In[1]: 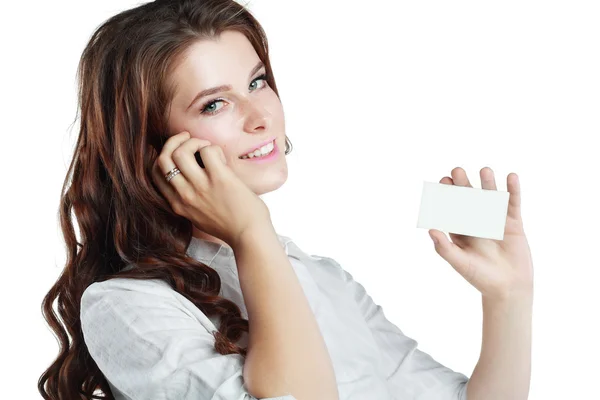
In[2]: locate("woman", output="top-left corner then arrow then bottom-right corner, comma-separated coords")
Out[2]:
38,1 -> 534,399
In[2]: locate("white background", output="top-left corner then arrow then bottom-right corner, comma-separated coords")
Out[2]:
1,0 -> 599,398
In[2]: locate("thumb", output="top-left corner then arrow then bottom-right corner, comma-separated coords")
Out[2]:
212,144 -> 227,165
429,229 -> 471,278
219,146 -> 227,165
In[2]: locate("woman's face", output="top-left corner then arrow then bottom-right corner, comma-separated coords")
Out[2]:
167,30 -> 288,195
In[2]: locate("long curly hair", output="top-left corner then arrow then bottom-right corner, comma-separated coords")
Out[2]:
38,1 -> 293,398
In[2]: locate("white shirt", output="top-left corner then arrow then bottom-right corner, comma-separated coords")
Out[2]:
80,233 -> 470,399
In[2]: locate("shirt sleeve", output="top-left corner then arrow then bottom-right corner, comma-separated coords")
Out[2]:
326,257 -> 470,400
80,279 -> 297,400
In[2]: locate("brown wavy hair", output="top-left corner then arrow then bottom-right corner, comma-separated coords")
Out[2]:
38,0 -> 293,398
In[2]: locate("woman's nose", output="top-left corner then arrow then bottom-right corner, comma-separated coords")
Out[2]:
241,100 -> 272,130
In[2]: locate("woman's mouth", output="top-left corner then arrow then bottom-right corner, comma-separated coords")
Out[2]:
238,139 -> 279,163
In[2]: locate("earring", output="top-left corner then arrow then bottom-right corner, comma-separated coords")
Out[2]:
284,136 -> 292,155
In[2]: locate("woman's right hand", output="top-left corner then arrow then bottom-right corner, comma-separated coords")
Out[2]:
151,131 -> 273,248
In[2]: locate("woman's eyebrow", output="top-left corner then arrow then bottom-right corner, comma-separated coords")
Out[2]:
186,60 -> 265,111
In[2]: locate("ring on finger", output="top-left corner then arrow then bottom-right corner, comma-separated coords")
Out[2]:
165,166 -> 182,182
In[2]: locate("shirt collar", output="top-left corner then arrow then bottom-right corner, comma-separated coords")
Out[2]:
121,233 -> 301,273
185,233 -> 295,266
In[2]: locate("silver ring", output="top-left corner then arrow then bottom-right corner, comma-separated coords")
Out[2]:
165,167 -> 181,183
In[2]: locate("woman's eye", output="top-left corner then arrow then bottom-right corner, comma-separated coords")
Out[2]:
249,73 -> 268,91
201,99 -> 224,115
200,73 -> 269,116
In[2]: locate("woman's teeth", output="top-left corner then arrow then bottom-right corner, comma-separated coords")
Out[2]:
240,140 -> 275,159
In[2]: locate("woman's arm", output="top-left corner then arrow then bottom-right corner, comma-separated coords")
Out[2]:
466,292 -> 533,400
232,225 -> 339,400
331,257 -> 469,399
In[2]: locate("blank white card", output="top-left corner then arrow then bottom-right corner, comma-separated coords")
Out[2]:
416,181 -> 510,240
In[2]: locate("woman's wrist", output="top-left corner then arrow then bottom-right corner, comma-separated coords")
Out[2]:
231,221 -> 277,251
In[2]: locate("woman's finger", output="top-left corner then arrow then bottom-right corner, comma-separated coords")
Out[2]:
151,157 -> 181,206
174,138 -> 225,185
157,131 -> 204,201
153,131 -> 197,211
156,132 -> 191,174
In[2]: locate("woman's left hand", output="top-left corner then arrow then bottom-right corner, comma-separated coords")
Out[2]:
428,167 -> 534,300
